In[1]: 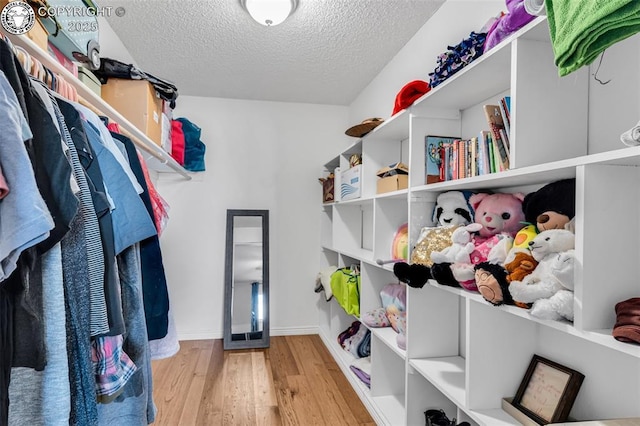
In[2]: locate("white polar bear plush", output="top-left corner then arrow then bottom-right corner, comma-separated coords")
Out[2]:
509,229 -> 576,321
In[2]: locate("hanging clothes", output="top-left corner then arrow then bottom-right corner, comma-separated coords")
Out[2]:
0,72 -> 53,399
112,132 -> 170,341
82,121 -> 157,256
0,72 -> 53,282
8,244 -> 71,426
97,245 -> 156,424
0,33 -> 175,426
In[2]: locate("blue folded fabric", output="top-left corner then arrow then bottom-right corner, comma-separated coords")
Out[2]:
357,329 -> 371,358
344,326 -> 368,358
176,118 -> 206,172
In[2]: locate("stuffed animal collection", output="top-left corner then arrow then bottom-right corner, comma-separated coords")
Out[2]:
429,191 -> 526,291
393,179 -> 578,323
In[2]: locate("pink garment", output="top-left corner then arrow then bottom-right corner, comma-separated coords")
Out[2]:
138,152 -> 170,236
0,164 -> 8,200
107,122 -> 121,134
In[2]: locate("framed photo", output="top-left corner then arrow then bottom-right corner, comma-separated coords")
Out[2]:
512,355 -> 585,425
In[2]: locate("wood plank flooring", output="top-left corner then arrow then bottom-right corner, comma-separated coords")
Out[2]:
151,335 -> 374,426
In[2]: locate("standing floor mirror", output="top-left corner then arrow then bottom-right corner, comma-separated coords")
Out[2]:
223,209 -> 269,350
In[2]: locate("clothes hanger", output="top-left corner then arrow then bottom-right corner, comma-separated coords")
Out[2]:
13,46 -> 30,72
45,67 -> 53,90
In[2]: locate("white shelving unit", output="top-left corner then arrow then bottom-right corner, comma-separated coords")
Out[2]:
318,15 -> 640,426
5,31 -> 191,180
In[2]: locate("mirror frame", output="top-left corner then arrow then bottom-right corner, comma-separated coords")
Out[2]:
223,209 -> 270,350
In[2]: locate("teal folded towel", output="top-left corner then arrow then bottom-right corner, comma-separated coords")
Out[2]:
545,0 -> 640,76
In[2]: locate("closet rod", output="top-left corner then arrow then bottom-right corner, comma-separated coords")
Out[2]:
5,32 -> 192,180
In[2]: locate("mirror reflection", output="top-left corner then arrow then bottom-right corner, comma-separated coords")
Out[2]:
223,210 -> 269,349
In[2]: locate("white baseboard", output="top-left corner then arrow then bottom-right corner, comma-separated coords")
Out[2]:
176,326 -> 318,341
177,331 -> 222,341
270,325 -> 319,336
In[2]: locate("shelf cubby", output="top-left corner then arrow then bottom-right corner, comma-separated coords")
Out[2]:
370,336 -> 406,423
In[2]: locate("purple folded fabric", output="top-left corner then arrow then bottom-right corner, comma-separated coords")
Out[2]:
485,0 -> 536,52
350,365 -> 370,388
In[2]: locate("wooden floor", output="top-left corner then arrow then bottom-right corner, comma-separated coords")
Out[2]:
151,335 -> 375,425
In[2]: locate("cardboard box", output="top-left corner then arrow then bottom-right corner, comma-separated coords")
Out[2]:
101,78 -> 163,145
376,162 -> 409,194
77,65 -> 101,97
377,174 -> 408,194
27,18 -> 48,51
340,164 -> 361,201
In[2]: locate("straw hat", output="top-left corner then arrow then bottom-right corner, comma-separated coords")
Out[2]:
345,118 -> 384,138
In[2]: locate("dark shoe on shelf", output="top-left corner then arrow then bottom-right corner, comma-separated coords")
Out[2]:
424,409 -> 453,426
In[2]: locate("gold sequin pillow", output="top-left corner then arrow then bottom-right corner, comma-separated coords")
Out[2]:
410,225 -> 459,267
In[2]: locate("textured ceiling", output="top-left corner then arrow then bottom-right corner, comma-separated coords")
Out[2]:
105,0 -> 445,105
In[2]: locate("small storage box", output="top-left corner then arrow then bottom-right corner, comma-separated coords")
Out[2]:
341,164 -> 362,201
101,78 -> 163,146
376,162 -> 409,194
319,174 -> 335,203
77,66 -> 101,97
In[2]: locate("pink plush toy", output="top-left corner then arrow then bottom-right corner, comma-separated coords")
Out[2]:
431,192 -> 526,291
470,192 -> 526,239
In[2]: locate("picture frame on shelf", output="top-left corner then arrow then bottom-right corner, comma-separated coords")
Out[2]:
424,135 -> 458,184
512,354 -> 585,425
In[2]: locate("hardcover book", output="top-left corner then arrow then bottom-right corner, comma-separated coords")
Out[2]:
425,135 -> 459,184
483,104 -> 510,170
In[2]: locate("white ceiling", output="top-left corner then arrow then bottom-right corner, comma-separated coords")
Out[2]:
105,0 -> 445,106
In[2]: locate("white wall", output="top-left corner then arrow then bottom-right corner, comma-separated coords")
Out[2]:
349,0 -> 504,124
156,96 -> 349,339
97,16 -> 137,66
98,1 -> 524,342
